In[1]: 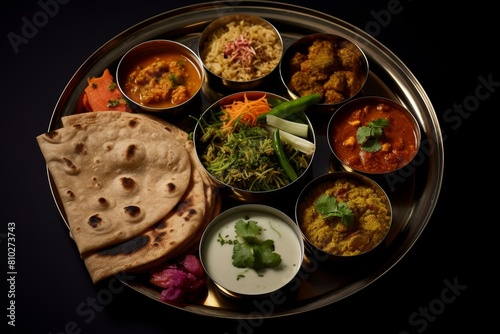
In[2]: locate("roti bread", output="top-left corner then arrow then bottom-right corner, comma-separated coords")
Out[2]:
81,126 -> 220,283
37,111 -> 192,254
82,163 -> 208,283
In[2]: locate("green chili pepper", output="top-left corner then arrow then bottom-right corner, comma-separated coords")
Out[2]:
256,93 -> 322,122
272,129 -> 298,181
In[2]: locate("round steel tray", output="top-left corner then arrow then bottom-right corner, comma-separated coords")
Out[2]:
47,1 -> 444,318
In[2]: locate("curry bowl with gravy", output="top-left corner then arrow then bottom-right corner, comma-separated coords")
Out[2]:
295,171 -> 392,260
327,96 -> 421,174
116,39 -> 205,115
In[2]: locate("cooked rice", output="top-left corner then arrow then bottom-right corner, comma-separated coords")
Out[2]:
201,19 -> 282,81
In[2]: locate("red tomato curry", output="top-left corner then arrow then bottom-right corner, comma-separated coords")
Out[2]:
329,100 -> 419,174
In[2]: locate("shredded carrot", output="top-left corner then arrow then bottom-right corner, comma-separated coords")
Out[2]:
220,93 -> 271,132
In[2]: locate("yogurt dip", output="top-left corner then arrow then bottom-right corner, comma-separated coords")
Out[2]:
199,204 -> 304,296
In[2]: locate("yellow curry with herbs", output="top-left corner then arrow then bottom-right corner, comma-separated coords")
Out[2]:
297,175 -> 391,256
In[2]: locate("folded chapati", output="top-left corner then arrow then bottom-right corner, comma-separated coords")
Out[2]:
80,122 -> 220,283
37,111 -> 192,254
82,161 -> 207,283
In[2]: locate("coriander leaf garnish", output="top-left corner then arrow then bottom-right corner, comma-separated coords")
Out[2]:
234,219 -> 261,243
224,219 -> 282,272
233,241 -> 255,268
252,239 -> 282,270
356,118 -> 389,152
107,99 -> 125,108
315,194 -> 354,226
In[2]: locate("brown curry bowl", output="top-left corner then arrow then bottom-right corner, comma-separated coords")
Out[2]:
327,96 -> 421,175
295,171 -> 393,263
279,33 -> 369,113
197,14 -> 283,93
192,91 -> 316,205
116,39 -> 205,117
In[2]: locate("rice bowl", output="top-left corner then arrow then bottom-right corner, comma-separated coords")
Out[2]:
198,14 -> 283,90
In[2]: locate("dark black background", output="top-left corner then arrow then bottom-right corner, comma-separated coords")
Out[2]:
2,1 -> 495,333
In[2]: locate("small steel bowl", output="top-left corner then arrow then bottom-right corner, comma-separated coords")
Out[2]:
295,171 -> 392,262
327,96 -> 421,175
116,39 -> 205,116
280,33 -> 369,113
197,14 -> 283,92
199,204 -> 305,299
192,91 -> 316,204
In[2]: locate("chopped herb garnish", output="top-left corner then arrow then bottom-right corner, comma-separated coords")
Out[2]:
217,233 -> 233,245
169,73 -> 184,86
315,194 -> 354,226
107,99 -> 123,108
220,219 -> 282,273
356,118 -> 389,152
108,82 -> 117,91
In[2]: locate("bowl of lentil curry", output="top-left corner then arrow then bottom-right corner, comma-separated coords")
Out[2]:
295,171 -> 392,259
116,39 -> 204,115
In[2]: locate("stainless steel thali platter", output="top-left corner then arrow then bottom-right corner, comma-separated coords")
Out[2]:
47,1 -> 444,318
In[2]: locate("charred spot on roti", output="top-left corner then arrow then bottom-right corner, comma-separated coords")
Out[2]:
113,141 -> 146,166
126,144 -> 137,160
154,231 -> 167,243
65,190 -> 75,200
175,197 -> 198,221
98,235 -> 150,256
88,214 -> 103,228
124,205 -> 141,218
110,176 -> 139,197
120,177 -> 136,190
185,209 -> 197,221
97,197 -> 108,207
91,196 -> 115,210
127,119 -> 139,128
167,182 -> 177,193
75,142 -> 86,154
